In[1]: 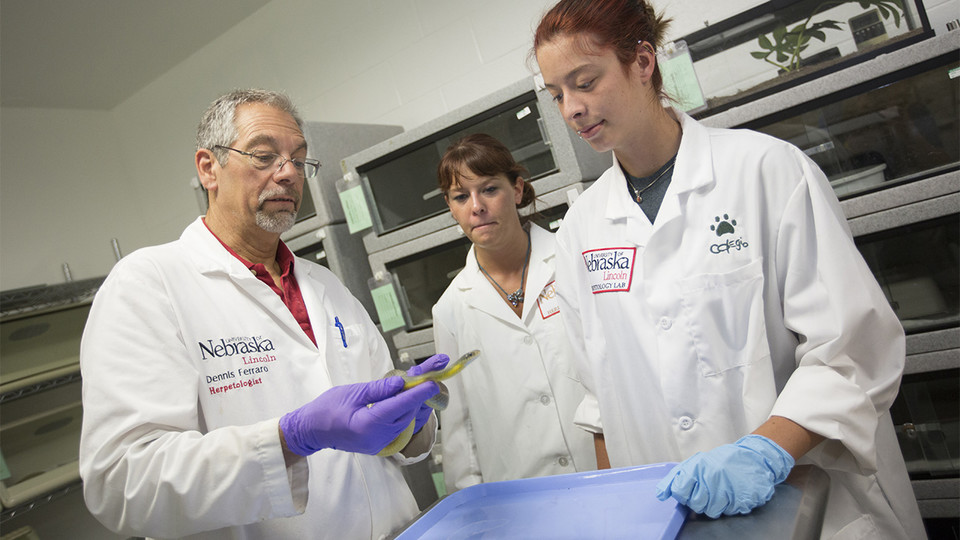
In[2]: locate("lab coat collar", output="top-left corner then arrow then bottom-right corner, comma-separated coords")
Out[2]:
184,217 -> 304,279
182,217 -> 325,350
457,223 -> 554,327
522,223 -> 557,318
603,108 -> 715,224
183,217 -> 251,276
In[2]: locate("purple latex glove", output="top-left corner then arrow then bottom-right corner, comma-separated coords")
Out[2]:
279,377 -> 440,456
407,354 -> 449,433
655,434 -> 795,518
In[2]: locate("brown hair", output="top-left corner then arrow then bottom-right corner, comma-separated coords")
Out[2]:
533,0 -> 672,97
438,133 -> 536,213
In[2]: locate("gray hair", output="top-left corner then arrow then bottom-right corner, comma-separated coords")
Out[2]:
196,89 -> 304,164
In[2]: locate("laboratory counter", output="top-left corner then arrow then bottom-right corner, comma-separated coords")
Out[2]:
388,464 -> 829,539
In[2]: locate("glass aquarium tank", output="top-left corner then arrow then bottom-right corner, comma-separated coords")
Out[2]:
745,51 -> 959,199
675,0 -> 931,117
855,214 -> 959,335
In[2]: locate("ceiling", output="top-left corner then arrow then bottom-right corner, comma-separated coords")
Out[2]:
1,0 -> 272,110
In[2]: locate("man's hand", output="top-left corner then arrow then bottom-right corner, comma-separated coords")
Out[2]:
279,377 -> 439,456
406,354 -> 449,433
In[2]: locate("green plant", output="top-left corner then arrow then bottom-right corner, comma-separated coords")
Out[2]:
751,0 -> 904,73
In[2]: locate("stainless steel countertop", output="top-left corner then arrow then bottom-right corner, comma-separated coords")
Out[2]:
677,465 -> 830,540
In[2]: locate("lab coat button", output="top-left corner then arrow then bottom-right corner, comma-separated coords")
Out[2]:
658,317 -> 672,330
558,456 -> 569,467
523,335 -> 533,345
539,394 -> 551,405
678,416 -> 694,430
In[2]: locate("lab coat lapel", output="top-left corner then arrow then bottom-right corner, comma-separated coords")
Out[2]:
185,219 -> 319,350
603,157 -> 650,249
294,262 -> 328,352
644,110 -> 716,269
459,246 -> 527,330
520,224 -> 554,322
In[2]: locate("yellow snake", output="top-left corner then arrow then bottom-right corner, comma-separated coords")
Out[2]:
377,349 -> 480,456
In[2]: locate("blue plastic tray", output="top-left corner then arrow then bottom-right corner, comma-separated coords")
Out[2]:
395,463 -> 686,539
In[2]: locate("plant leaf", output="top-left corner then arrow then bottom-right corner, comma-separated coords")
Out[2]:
758,33 -> 774,50
885,3 -> 902,27
777,51 -> 790,63
773,23 -> 787,44
751,51 -> 770,59
808,29 -> 827,42
818,20 -> 844,31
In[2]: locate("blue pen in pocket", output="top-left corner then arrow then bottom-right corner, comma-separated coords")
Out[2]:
334,316 -> 347,348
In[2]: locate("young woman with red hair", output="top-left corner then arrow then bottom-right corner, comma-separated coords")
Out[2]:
534,1 -> 924,538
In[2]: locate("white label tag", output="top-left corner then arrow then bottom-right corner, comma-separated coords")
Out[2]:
582,247 -> 636,294
537,280 -> 560,319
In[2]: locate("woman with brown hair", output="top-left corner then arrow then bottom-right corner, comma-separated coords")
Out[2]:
533,1 -> 924,538
432,133 -> 596,493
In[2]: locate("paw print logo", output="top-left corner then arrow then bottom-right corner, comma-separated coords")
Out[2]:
710,214 -> 737,236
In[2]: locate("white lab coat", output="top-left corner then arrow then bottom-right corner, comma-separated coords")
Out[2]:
433,224 -> 597,493
555,110 -> 925,540
79,218 -> 429,540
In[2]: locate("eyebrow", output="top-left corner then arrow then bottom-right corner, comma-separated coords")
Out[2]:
541,64 -> 595,90
245,134 -> 308,154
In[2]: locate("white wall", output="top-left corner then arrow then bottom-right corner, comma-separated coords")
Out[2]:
10,0 -> 936,290
2,0 -> 569,290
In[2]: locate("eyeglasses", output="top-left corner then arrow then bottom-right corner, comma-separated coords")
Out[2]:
214,145 -> 320,178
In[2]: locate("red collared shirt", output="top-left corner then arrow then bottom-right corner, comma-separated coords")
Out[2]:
204,220 -> 317,347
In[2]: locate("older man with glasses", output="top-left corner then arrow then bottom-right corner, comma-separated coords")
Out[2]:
78,89 -> 446,539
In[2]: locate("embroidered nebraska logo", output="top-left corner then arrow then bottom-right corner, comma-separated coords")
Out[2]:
582,247 -> 636,293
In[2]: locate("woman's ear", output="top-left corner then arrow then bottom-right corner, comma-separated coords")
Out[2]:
635,41 -> 657,81
514,177 -> 525,205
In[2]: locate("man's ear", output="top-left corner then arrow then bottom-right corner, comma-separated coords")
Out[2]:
196,148 -> 219,193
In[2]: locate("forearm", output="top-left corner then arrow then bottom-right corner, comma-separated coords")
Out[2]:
594,433 -> 611,469
280,423 -> 304,468
752,415 -> 824,460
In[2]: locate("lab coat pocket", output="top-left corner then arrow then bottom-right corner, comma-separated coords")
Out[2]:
325,322 -> 374,384
831,514 -> 880,540
678,258 -> 771,377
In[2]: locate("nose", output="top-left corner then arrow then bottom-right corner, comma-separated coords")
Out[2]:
470,193 -> 486,214
273,157 -> 301,184
561,93 -> 585,123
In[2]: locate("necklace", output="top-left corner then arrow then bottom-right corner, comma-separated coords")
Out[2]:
626,158 -> 675,203
477,230 -> 531,308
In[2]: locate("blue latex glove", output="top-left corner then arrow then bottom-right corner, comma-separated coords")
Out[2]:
279,377 -> 440,456
407,354 -> 449,434
655,434 -> 795,518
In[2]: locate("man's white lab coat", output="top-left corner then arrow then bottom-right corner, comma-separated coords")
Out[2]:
80,218 -> 428,539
